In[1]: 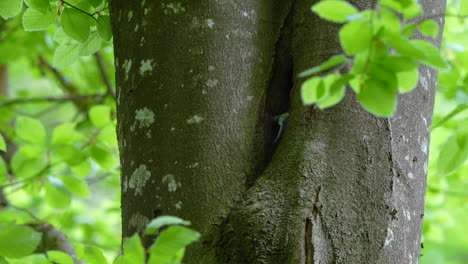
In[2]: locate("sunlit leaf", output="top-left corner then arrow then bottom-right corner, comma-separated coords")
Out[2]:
97,15 -> 112,41
47,251 -> 74,264
61,8 -> 95,42
0,134 -> 6,152
0,0 -> 22,19
61,175 -> 90,197
122,234 -> 145,264
145,216 -> 191,235
298,55 -> 347,78
148,226 -> 200,264
16,116 -> 46,146
22,8 -> 55,31
0,223 -> 42,259
339,20 -> 373,55
311,0 -> 359,23
53,44 -> 81,68
45,177 -> 72,209
89,105 -> 111,128
418,20 -> 439,38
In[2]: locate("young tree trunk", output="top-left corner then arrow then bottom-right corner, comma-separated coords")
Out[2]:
110,0 -> 445,263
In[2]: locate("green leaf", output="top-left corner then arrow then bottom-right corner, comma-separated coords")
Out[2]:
0,0 -> 22,19
145,216 -> 192,235
379,7 -> 400,33
11,151 -> 47,179
47,251 -> 74,264
54,145 -> 87,166
71,160 -> 92,177
396,69 -> 419,93
298,55 -> 347,78
82,245 -> 108,264
357,77 -> 398,117
61,175 -> 90,197
0,158 -> 7,185
53,44 -> 81,68
382,32 -> 426,60
462,0 -> 468,16
89,144 -> 115,169
381,55 -> 419,72
122,235 -> 145,264
16,116 -> 46,146
401,23 -> 416,38
418,20 -> 439,38
24,0 -> 49,13
0,223 -> 42,258
51,123 -> 83,146
22,8 -> 55,31
61,8 -> 94,42
311,0 -> 359,23
54,27 -> 78,45
317,74 -> 353,109
410,40 -> 447,69
301,77 -> 326,105
97,15 -> 112,41
87,0 -> 104,8
431,104 -> 468,131
437,131 -> 468,176
98,124 -> 118,146
0,134 -> 6,152
45,177 -> 72,209
148,226 -> 200,264
80,32 -> 102,56
89,105 -> 111,128
339,20 -> 373,55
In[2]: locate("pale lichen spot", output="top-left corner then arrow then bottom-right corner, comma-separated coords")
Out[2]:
144,8 -> 150,15
141,0 -> 146,7
206,19 -> 214,29
404,155 -> 409,161
171,127 -> 176,131
208,65 -> 215,71
187,162 -> 199,168
162,174 -> 181,192
247,95 -> 254,101
140,37 -> 145,47
139,59 -> 153,75
134,24 -> 139,32
123,59 -> 132,81
129,213 -> 149,232
202,89 -> 207,94
408,172 -> 414,179
175,201 -> 182,210
186,115 -> 204,124
242,11 -> 248,17
146,129 -> 152,139
424,160 -> 428,174
128,11 -> 133,22
421,139 -> 428,154
129,165 -> 151,196
420,75 -> 429,91
135,107 -> 155,128
162,2 -> 185,14
384,228 -> 394,246
206,79 -> 218,88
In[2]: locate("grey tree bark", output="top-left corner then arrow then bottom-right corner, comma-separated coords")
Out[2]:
110,0 -> 445,263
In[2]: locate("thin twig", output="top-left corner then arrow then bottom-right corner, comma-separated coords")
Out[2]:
0,94 -> 104,108
60,0 -> 97,21
94,51 -> 116,99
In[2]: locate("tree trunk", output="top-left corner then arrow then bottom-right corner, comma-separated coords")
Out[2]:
110,0 -> 445,263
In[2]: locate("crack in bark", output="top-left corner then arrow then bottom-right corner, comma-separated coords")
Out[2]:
246,0 -> 296,189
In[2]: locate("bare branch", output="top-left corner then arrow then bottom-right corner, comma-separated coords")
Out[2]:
0,94 -> 104,108
94,51 -> 116,99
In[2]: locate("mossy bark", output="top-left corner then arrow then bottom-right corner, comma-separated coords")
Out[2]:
110,0 -> 445,263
